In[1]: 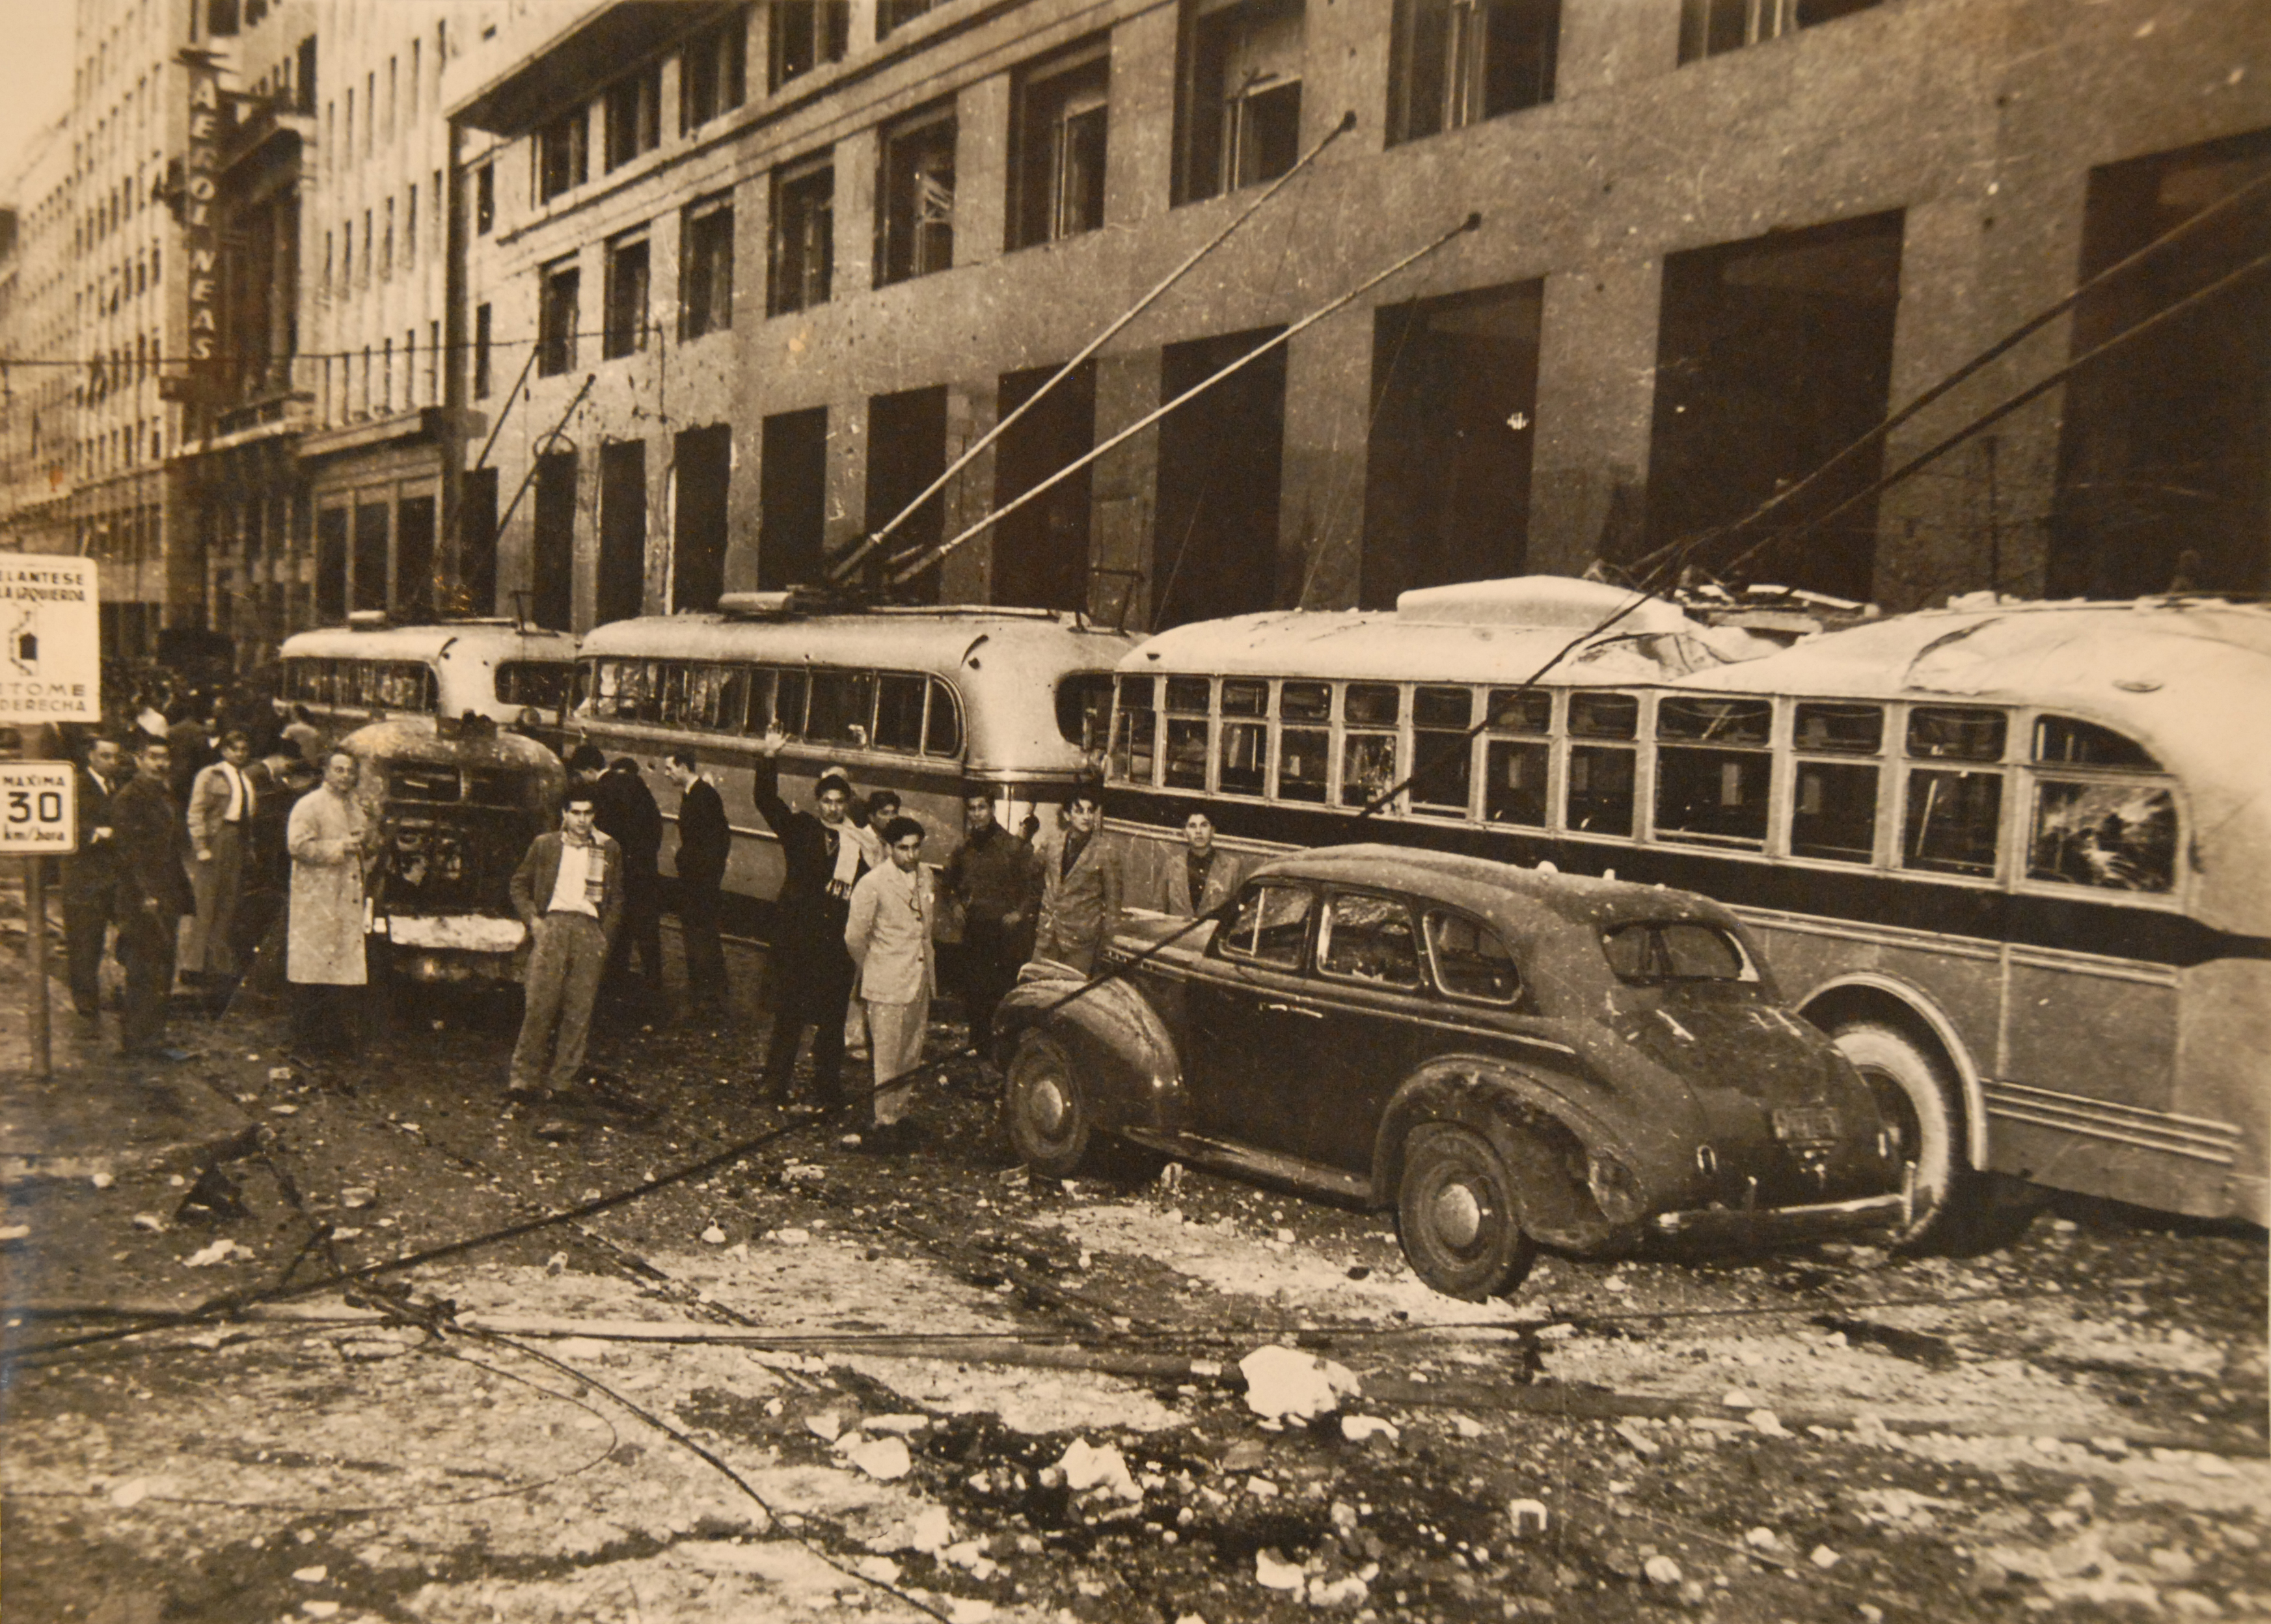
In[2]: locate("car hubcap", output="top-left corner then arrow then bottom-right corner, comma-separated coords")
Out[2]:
1433,1181 -> 1484,1250
1027,1072 -> 1067,1136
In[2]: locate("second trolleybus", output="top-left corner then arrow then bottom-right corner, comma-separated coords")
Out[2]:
1100,574 -> 2269,1247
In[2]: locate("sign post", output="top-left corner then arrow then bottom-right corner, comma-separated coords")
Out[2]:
0,554 -> 102,1080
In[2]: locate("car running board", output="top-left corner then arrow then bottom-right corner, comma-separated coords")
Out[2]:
1120,1129 -> 1372,1203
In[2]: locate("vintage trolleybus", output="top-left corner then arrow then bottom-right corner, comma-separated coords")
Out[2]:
276,617 -> 580,739
1103,575 -> 2270,1246
571,597 -> 1134,914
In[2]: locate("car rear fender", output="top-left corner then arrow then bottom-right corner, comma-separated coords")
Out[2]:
994,973 -> 1183,1135
1372,1055 -> 1632,1252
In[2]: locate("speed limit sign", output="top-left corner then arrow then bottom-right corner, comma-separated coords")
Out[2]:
0,763 -> 75,853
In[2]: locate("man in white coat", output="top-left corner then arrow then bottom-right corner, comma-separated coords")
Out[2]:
844,815 -> 936,1151
286,749 -> 374,1058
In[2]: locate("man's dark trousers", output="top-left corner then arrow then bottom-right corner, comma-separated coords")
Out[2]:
116,906 -> 175,1055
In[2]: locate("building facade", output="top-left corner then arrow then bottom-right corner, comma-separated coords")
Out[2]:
444,0 -> 2271,638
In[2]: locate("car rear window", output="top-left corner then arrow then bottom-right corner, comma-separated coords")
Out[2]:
1317,893 -> 1423,988
1426,912 -> 1519,1004
1601,921 -> 1756,985
1219,884 -> 1314,969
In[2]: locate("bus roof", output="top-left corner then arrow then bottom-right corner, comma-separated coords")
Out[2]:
578,608 -> 1134,673
279,622 -> 580,664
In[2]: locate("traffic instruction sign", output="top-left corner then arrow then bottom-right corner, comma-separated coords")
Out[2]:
0,555 -> 99,724
0,764 -> 75,854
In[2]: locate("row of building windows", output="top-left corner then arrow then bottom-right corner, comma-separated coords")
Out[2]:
528,11 -> 752,208
322,176 -> 443,300
528,195 -> 737,377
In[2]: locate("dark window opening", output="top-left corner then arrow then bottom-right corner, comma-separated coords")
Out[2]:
682,196 -> 734,339
770,0 -> 849,90
316,506 -> 348,621
759,407 -> 828,590
208,0 -> 240,36
1175,0 -> 1304,205
879,0 -> 932,36
1361,280 -> 1540,608
993,360 -> 1095,612
473,303 -> 493,398
1679,0 -> 1883,64
461,467 -> 499,615
537,107 -> 588,201
603,235 -> 649,359
2049,127 -> 2271,600
396,494 -> 437,621
1909,706 -> 2006,762
770,154 -> 834,316
1642,211 -> 1903,603
1428,910 -> 1519,1003
1567,744 -> 1634,835
597,440 -> 647,625
1484,739 -> 1547,826
1791,760 -> 1877,863
875,674 -> 928,752
1903,768 -> 2002,878
1220,883 -> 1314,968
536,260 -> 579,376
673,424 -> 732,614
1318,891 -> 1423,987
866,385 -> 949,602
878,105 -> 957,285
475,161 -> 494,234
2034,715 -> 2160,770
352,502 -> 389,614
1011,41 -> 1110,250
1155,327 -> 1286,629
1603,921 -> 1754,983
531,450 -> 578,630
1388,0 -> 1557,146
2028,781 -> 2176,893
1055,673 -> 1111,755
681,10 -> 748,133
1795,700 -> 1882,753
603,66 -> 662,171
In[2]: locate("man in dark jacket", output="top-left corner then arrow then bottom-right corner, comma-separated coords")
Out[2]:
592,753 -> 664,1006
663,748 -> 729,1020
750,727 -> 878,1105
506,788 -> 624,1102
109,738 -> 195,1059
942,792 -> 1041,1062
62,736 -> 125,1021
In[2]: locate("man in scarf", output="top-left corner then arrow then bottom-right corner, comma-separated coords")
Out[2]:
750,725 -> 880,1107
507,787 -> 624,1104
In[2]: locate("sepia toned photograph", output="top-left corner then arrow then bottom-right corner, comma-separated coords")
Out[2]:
0,1 -> 2265,1619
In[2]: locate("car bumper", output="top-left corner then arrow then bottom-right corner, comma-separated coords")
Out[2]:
1650,1181 -> 1912,1244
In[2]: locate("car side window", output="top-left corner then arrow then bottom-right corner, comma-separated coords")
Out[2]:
1424,912 -> 1519,1004
1601,921 -> 1758,984
1316,891 -> 1424,988
1219,884 -> 1314,969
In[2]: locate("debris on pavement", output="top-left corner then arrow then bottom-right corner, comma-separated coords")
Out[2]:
1055,1437 -> 1141,1502
1238,1344 -> 1361,1420
182,1238 -> 248,1267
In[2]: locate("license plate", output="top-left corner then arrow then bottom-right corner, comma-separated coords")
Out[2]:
1773,1106 -> 1841,1144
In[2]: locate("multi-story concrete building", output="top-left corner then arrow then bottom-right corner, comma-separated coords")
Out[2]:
445,0 -> 2271,638
0,116 -> 79,562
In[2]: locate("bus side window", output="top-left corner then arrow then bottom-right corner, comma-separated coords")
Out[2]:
809,669 -> 875,746
1111,675 -> 1157,783
1789,701 -> 1882,864
1566,696 -> 1637,835
1411,685 -> 1473,815
775,669 -> 809,735
1655,697 -> 1771,848
1218,679 -> 1268,797
1277,681 -> 1330,804
925,679 -> 964,757
1339,684 -> 1400,810
2028,716 -> 2175,893
1902,707 -> 2006,878
685,663 -> 744,731
875,673 -> 927,752
1486,740 -> 1548,826
1164,676 -> 1210,790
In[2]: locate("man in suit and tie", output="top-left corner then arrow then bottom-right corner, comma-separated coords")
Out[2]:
184,729 -> 257,982
62,736 -> 125,1021
662,748 -> 729,1021
1163,810 -> 1244,919
109,738 -> 195,1059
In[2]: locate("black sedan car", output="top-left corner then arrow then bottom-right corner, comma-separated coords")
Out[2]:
994,845 -> 1910,1299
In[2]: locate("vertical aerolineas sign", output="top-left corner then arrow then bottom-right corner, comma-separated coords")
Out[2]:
183,53 -> 222,384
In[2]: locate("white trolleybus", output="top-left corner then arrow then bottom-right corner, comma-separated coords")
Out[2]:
1102,575 -> 2269,1247
275,616 -> 581,742
571,596 -> 1134,919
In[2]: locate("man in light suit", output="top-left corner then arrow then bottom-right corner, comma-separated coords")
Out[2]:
1163,811 -> 1244,919
1029,791 -> 1121,975
184,729 -> 257,981
845,815 -> 937,1150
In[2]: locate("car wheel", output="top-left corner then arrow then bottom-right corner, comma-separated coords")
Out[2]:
1834,1020 -> 2015,1253
1396,1122 -> 1536,1301
1004,1031 -> 1092,1178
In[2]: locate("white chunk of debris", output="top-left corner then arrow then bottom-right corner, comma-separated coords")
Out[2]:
1239,1345 -> 1361,1421
91,1172 -> 115,1189
183,1239 -> 245,1268
771,1227 -> 812,1245
699,1225 -> 728,1245
1311,1574 -> 1370,1608
131,1214 -> 165,1233
1721,1387 -> 1759,1409
946,1601 -> 996,1624
1644,1556 -> 1683,1585
1614,1420 -> 1659,1457
1810,1545 -> 1842,1569
1255,1549 -> 1307,1592
108,1478 -> 150,1508
1339,1416 -> 1400,1444
292,1565 -> 328,1583
845,1437 -> 912,1481
804,1410 -> 845,1442
1748,1409 -> 1790,1437
1057,1438 -> 1143,1502
909,1504 -> 953,1552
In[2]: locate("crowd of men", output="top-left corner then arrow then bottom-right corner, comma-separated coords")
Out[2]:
55,695 -> 1245,1152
